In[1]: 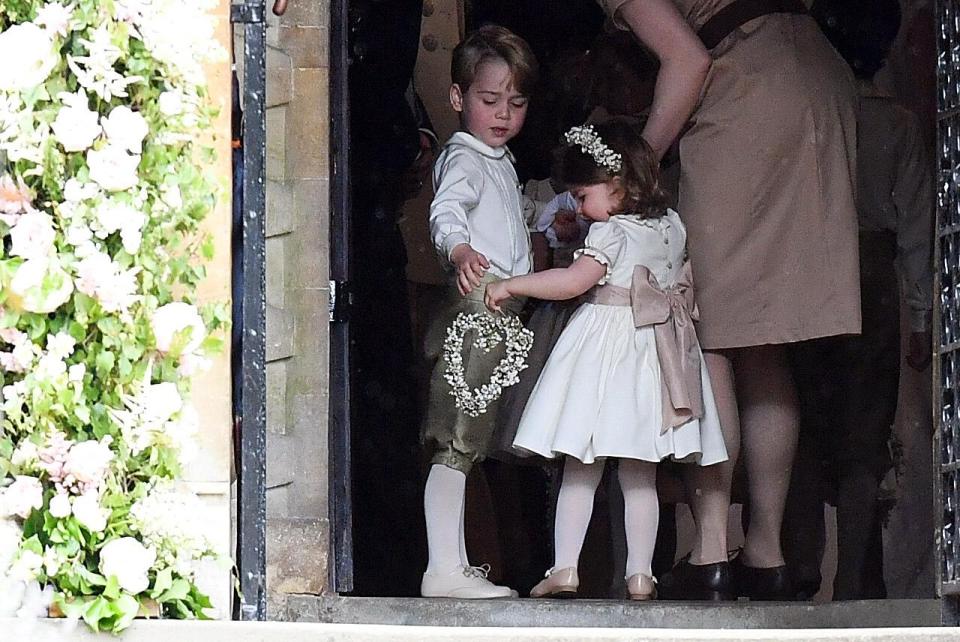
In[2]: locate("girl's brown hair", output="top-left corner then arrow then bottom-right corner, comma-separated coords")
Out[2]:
554,116 -> 668,219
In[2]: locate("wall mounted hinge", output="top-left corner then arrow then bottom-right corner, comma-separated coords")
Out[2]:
329,280 -> 352,323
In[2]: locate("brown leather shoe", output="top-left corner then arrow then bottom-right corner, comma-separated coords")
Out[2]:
627,573 -> 657,600
529,567 -> 579,598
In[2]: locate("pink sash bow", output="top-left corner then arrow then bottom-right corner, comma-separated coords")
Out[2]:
587,262 -> 704,433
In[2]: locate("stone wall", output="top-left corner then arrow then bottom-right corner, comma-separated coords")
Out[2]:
257,0 -> 332,617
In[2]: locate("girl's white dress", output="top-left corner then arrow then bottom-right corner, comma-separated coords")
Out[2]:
512,210 -> 728,465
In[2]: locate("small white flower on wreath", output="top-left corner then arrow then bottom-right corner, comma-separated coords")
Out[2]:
442,312 -> 534,417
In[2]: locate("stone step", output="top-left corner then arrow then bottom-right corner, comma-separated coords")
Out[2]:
287,596 -> 943,630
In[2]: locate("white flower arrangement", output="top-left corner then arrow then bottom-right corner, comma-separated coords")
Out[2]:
442,312 -> 534,417
564,125 -> 623,173
0,0 -> 227,632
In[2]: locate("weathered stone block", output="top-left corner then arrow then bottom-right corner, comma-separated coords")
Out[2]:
266,359 -> 288,435
279,26 -> 323,69
280,0 -> 326,28
266,518 -> 330,619
266,304 -> 295,361
287,179 -> 329,290
266,105 -> 286,182
266,179 -> 295,237
266,235 -> 285,309
285,68 -> 328,179
266,46 -> 293,108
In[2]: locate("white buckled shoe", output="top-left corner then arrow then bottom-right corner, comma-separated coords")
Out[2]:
421,564 -> 514,599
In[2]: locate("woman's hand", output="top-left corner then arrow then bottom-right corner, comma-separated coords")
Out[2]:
551,209 -> 580,244
450,243 -> 489,295
485,280 -> 512,313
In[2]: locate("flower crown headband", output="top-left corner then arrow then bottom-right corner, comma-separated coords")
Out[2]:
563,125 -> 623,173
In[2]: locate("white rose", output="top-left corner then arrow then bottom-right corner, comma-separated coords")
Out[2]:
71,492 -> 107,532
51,101 -> 101,152
10,257 -> 74,314
152,302 -> 206,354
9,210 -> 55,261
35,3 -> 74,38
47,331 -> 75,360
48,493 -> 71,518
9,550 -> 42,582
0,518 -> 21,575
99,537 -> 155,594
158,90 -> 183,116
143,382 -> 183,424
167,404 -> 199,465
0,24 -> 57,92
10,441 -> 38,468
63,178 -> 99,203
87,144 -> 140,192
64,438 -> 113,486
68,363 -> 86,383
101,106 -> 148,154
0,476 -> 43,519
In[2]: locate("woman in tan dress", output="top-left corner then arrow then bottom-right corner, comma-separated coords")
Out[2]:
597,0 -> 860,599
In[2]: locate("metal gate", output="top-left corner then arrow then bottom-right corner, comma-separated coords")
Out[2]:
231,0 -> 268,622
936,0 -> 960,624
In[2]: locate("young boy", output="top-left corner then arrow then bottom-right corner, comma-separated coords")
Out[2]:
420,25 -> 539,599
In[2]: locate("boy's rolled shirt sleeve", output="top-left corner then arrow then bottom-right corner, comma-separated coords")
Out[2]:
430,150 -> 484,261
893,114 -> 934,332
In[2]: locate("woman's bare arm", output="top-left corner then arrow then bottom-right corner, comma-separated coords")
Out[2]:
616,0 -> 711,159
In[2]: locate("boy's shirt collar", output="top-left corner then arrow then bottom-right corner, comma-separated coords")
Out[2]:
447,130 -> 516,162
856,78 -> 893,99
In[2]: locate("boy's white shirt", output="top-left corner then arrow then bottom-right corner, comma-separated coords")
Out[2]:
430,131 -> 533,279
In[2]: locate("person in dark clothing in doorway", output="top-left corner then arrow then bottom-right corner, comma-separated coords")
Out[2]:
784,0 -> 934,600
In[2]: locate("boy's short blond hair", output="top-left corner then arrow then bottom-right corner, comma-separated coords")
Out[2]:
451,25 -> 539,96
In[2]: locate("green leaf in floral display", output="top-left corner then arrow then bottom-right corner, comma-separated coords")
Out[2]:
21,534 -> 43,555
103,574 -> 121,600
150,567 -> 173,598
157,578 -> 191,603
113,594 -> 141,632
95,350 -> 115,379
81,596 -> 109,632
76,564 -> 107,589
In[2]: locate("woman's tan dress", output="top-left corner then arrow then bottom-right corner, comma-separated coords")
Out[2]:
600,0 -> 861,349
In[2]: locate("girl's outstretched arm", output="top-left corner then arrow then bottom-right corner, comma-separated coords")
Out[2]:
485,256 -> 606,312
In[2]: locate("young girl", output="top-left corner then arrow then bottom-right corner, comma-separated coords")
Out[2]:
485,118 -> 727,600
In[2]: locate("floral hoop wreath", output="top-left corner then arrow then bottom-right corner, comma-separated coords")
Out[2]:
564,124 -> 623,173
442,312 -> 534,417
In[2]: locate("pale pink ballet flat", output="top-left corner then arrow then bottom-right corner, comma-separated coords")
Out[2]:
627,573 -> 657,601
530,567 -> 579,598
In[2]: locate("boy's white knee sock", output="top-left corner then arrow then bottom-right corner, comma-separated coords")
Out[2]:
424,463 -> 467,574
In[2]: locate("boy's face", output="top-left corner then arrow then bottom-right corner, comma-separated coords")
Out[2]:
450,59 -> 528,148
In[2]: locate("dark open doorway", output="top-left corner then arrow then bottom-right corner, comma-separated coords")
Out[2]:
322,0 -> 955,622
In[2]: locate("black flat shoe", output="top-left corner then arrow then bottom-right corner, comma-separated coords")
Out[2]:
657,554 -> 735,601
730,551 -> 795,600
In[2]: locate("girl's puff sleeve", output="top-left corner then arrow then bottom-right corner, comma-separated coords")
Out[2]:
429,148 -> 484,262
573,221 -> 626,285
